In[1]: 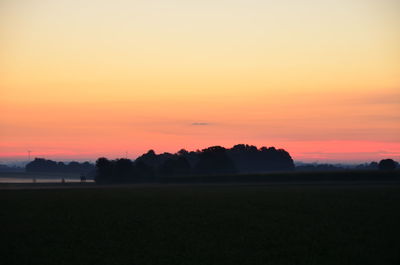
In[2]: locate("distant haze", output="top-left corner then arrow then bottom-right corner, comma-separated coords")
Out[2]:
0,0 -> 399,162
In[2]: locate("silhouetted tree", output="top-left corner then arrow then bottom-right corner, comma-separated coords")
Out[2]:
134,161 -> 155,180
369,161 -> 379,169
136,150 -> 175,168
95,157 -> 114,183
195,146 -> 237,175
26,158 -> 58,172
177,150 -> 200,167
227,144 -> 294,172
177,149 -> 189,156
355,162 -> 379,170
159,156 -> 191,176
115,159 -> 134,182
378,159 -> 397,171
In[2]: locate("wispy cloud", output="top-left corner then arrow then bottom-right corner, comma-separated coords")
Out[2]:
356,91 -> 400,105
191,122 -> 211,126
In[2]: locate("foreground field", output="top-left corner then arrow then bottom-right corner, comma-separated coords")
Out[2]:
2,185 -> 400,265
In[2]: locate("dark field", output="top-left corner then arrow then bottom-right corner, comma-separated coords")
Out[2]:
2,184 -> 400,265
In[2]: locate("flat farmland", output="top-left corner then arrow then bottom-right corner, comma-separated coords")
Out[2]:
2,184 -> 400,265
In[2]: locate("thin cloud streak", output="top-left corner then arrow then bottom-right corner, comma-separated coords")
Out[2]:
191,122 -> 211,126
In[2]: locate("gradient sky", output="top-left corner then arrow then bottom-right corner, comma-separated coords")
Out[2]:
1,0 -> 399,163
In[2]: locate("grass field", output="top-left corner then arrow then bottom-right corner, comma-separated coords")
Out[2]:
2,184 -> 400,265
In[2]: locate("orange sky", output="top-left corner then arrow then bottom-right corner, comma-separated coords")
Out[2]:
1,0 -> 399,162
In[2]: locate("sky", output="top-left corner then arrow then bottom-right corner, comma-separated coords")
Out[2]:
0,0 -> 399,163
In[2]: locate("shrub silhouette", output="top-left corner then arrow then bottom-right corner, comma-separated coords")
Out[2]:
378,159 -> 397,171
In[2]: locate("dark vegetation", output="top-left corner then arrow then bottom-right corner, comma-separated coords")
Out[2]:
296,162 -> 379,171
26,158 -> 95,174
0,164 -> 24,172
2,185 -> 400,265
95,144 -> 295,183
20,144 -> 399,184
379,159 -> 397,171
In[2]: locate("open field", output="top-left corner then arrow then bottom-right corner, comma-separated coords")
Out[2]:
2,184 -> 400,265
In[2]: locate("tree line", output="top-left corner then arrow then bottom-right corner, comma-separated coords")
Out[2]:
23,144 -> 399,184
95,144 -> 295,183
296,159 -> 399,171
26,158 -> 94,174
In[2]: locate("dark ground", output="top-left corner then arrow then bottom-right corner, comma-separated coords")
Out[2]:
2,183 -> 400,265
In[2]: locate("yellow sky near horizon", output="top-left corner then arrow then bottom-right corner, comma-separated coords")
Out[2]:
0,0 -> 399,162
